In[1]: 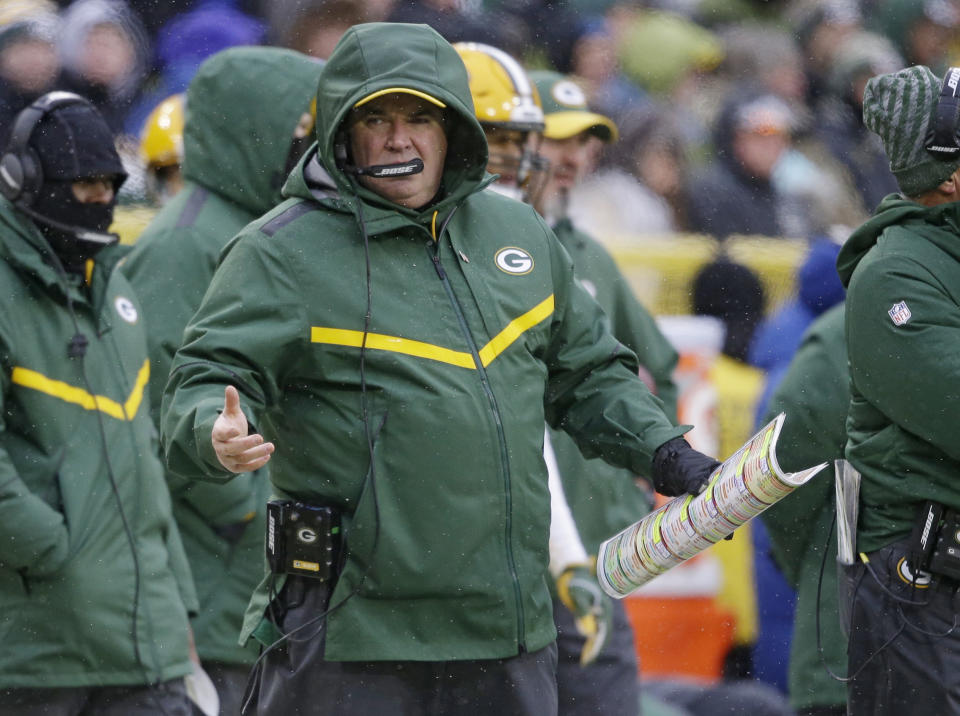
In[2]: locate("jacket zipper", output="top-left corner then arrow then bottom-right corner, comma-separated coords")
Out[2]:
426,234 -> 527,653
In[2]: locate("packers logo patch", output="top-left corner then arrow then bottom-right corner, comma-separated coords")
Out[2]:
495,247 -> 534,275
551,80 -> 587,108
114,296 -> 138,324
896,557 -> 931,587
888,301 -> 911,326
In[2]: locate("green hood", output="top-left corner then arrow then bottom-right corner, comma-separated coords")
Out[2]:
181,46 -> 322,215
286,22 -> 488,221
837,194 -> 960,286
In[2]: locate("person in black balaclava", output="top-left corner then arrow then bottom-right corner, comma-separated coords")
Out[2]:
0,91 -> 198,715
20,97 -> 127,275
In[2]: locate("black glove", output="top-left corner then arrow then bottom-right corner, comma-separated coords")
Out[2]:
651,437 -> 721,497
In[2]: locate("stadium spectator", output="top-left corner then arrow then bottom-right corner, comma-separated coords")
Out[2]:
125,0 -> 266,136
0,0 -> 62,144
788,0 -> 862,107
388,0 -> 505,46
685,87 -> 851,239
282,0 -> 365,60
870,0 -> 960,71
813,30 -> 903,214
58,0 -> 151,136
568,104 -> 692,237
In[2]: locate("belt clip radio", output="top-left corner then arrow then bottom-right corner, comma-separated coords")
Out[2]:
266,500 -> 340,580
910,501 -> 960,581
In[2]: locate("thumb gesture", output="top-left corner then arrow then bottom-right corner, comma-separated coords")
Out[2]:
212,386 -> 274,473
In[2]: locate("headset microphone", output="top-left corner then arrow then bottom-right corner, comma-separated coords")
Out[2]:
344,158 -> 424,178
17,204 -> 119,246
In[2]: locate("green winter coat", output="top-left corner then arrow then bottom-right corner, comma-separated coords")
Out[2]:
548,219 -> 678,553
759,304 -> 847,711
837,195 -> 960,553
120,47 -> 323,665
0,202 -> 195,687
161,22 -> 684,663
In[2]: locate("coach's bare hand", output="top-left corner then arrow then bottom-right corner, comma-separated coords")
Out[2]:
212,386 -> 274,473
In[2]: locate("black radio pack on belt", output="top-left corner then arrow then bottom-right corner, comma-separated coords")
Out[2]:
909,501 -> 960,581
266,500 -> 340,580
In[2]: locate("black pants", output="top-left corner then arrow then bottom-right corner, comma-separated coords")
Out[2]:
841,539 -> 960,715
0,678 -> 193,715
204,661 -> 250,716
245,577 -> 559,715
554,597 -> 639,716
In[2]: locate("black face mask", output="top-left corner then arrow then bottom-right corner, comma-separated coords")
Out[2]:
272,134 -> 315,191
31,180 -> 116,273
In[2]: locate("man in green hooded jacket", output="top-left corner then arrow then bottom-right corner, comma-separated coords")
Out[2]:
162,23 -> 718,715
837,64 -> 960,714
528,69 -> 680,716
120,47 -> 323,716
0,94 -> 196,713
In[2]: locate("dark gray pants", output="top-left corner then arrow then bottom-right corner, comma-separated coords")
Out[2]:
244,576 -> 559,716
0,678 -> 193,715
204,661 -> 251,716
841,539 -> 960,715
554,597 -> 640,716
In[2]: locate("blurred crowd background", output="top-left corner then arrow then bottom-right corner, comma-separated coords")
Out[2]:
3,0 -> 958,706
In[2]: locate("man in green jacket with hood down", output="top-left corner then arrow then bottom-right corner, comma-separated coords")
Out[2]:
120,46 -> 322,716
528,69 -> 680,716
837,64 -> 960,714
162,23 -> 719,715
0,94 -> 197,713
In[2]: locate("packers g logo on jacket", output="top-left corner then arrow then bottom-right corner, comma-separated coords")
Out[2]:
495,247 -> 534,275
114,296 -> 138,323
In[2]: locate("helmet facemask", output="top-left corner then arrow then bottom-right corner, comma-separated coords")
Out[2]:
483,124 -> 549,204
453,41 -> 549,205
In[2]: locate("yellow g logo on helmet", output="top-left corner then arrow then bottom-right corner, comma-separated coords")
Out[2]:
453,42 -> 544,131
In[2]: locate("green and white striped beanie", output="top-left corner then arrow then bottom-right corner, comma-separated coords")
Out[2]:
863,65 -> 960,196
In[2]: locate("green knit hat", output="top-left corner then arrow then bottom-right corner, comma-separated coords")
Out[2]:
863,65 -> 960,196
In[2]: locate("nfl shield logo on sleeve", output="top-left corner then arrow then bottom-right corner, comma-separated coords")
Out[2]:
888,301 -> 912,326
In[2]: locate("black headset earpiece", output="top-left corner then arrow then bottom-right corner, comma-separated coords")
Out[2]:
0,91 -> 93,207
926,67 -> 960,159
334,130 -> 349,169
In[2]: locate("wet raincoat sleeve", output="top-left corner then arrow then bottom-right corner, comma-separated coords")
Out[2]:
161,232 -> 306,482
846,253 -> 960,462
541,233 -> 686,478
122,223 -> 265,526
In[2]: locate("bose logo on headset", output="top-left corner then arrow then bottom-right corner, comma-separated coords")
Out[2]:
0,91 -> 92,207
926,67 -> 960,158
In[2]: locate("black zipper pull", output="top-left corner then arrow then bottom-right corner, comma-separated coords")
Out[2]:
430,252 -> 446,280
